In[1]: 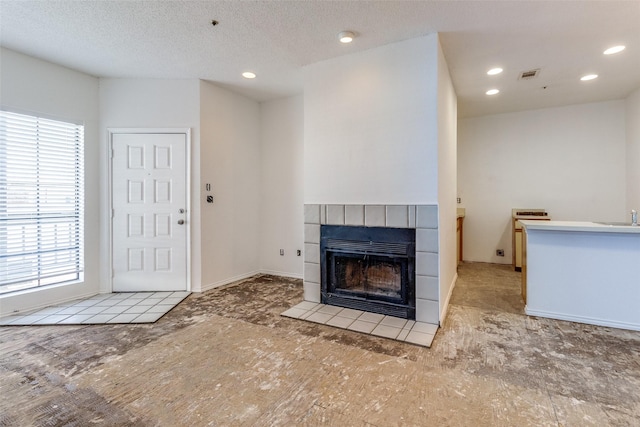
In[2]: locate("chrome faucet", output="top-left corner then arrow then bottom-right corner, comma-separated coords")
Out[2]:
632,210 -> 638,226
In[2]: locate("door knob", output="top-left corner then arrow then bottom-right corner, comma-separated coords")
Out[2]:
177,219 -> 185,225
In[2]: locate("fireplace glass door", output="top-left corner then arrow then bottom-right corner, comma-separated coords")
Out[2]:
320,225 -> 416,319
331,253 -> 406,304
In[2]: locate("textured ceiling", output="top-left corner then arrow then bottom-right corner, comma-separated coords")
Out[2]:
1,1 -> 639,117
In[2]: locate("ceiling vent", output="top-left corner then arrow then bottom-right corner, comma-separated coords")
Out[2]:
519,69 -> 541,80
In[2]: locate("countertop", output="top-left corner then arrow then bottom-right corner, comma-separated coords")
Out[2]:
514,215 -> 550,220
520,220 -> 640,234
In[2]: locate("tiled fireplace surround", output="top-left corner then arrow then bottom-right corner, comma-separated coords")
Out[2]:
304,204 -> 439,326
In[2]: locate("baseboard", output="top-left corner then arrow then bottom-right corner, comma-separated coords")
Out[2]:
196,270 -> 303,294
439,272 -> 458,326
200,271 -> 261,293
0,289 -> 99,318
525,307 -> 640,332
259,269 -> 303,280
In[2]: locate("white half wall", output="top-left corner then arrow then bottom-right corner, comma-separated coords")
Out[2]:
626,88 -> 640,212
303,34 -> 439,204
199,81 -> 261,290
0,48 -> 100,315
259,96 -> 304,278
99,78 -> 201,290
458,100 -> 627,264
525,228 -> 640,331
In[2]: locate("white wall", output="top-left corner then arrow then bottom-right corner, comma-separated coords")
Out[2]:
436,40 -> 458,322
199,81 -> 261,290
458,100 -> 627,264
303,35 -> 440,204
626,88 -> 640,212
99,78 -> 202,290
259,96 -> 304,278
0,48 -> 100,315
303,34 -> 460,323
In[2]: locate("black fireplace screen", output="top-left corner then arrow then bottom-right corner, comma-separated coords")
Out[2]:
321,225 -> 415,319
332,254 -> 403,300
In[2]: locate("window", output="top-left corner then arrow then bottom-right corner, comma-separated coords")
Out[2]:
0,111 -> 84,294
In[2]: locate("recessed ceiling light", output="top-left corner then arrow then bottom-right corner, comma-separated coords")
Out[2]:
486,89 -> 500,95
339,31 -> 355,43
580,74 -> 598,81
487,68 -> 503,75
603,45 -> 625,55
242,72 -> 256,79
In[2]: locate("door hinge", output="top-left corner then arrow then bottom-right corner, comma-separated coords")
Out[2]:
111,208 -> 115,218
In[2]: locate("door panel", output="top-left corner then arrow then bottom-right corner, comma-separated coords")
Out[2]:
112,133 -> 187,292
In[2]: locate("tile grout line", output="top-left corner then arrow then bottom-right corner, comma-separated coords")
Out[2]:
0,292 -> 191,326
282,302 -> 436,348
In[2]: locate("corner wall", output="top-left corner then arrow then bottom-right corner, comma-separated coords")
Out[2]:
259,96 -> 304,278
0,48 -> 100,315
436,40 -> 458,323
99,78 -> 202,290
199,81 -> 261,290
458,100 -> 626,264
302,34 -> 456,324
101,79 -> 264,292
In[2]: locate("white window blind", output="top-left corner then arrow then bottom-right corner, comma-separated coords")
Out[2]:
0,111 -> 84,294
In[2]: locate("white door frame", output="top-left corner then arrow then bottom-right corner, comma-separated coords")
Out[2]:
107,128 -> 191,293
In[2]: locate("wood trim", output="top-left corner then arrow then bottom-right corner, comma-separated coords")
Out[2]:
521,228 -> 527,303
457,216 -> 464,264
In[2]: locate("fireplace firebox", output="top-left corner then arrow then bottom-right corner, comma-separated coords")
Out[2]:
320,225 -> 416,319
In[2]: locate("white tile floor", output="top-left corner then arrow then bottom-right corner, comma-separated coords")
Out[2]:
0,291 -> 190,326
281,301 -> 437,348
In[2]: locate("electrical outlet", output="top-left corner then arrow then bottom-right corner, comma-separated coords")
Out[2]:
496,249 -> 504,257
457,197 -> 461,204
296,250 -> 301,256
279,249 -> 284,256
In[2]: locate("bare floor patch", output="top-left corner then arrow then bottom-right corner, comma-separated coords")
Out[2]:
1,266 -> 639,426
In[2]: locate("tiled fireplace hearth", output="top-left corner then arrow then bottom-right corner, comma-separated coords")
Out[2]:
303,204 -> 439,326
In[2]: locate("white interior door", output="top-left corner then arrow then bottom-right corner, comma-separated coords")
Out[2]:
111,132 -> 188,292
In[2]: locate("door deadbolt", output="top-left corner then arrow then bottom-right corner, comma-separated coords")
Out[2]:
179,209 -> 185,214
177,219 -> 185,225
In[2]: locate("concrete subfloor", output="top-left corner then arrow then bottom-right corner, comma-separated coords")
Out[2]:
1,262 -> 639,426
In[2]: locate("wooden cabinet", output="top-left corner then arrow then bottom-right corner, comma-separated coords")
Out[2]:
512,209 -> 550,271
521,227 -> 527,303
514,220 -> 524,270
456,215 -> 464,266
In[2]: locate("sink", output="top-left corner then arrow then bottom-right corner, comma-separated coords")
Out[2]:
594,221 -> 634,226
